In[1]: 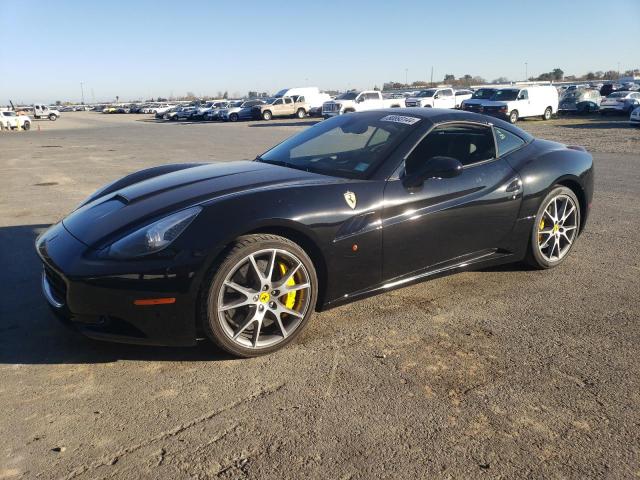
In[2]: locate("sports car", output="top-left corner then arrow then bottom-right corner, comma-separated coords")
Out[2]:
36,109 -> 594,357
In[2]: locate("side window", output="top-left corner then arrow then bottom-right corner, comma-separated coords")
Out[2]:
518,90 -> 528,100
365,92 -> 379,100
274,99 -> 283,105
405,124 -> 496,174
297,96 -> 305,103
443,89 -> 453,97
284,97 -> 292,104
494,127 -> 525,157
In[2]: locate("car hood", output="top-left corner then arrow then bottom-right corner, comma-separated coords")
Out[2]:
63,161 -> 328,247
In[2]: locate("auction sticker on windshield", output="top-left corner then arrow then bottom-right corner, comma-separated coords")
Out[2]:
380,115 -> 420,125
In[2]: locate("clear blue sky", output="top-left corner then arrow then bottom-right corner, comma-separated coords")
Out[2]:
1,0 -> 638,103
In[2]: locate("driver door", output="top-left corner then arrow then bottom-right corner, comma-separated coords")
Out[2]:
381,122 -> 522,280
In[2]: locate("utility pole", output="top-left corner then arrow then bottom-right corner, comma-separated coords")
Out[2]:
430,66 -> 434,86
405,68 -> 408,87
80,81 -> 85,104
617,62 -> 621,79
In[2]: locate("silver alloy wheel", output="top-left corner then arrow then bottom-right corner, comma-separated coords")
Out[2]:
537,194 -> 578,262
216,248 -> 312,349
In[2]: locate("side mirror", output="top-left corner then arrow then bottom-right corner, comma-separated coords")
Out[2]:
402,156 -> 463,189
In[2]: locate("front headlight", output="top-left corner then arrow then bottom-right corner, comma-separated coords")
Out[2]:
108,206 -> 201,259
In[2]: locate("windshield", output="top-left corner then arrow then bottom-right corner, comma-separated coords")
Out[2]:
265,98 -> 278,104
335,92 -> 358,100
416,89 -> 437,97
472,88 -> 496,99
230,101 -> 243,107
608,92 -> 627,98
274,89 -> 288,98
258,113 -> 419,179
492,89 -> 520,101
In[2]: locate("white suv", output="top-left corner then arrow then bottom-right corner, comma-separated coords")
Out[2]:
1,111 -> 31,130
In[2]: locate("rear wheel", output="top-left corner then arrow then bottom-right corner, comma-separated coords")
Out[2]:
542,107 -> 552,120
526,186 -> 581,269
509,110 -> 519,124
202,234 -> 318,357
229,113 -> 239,122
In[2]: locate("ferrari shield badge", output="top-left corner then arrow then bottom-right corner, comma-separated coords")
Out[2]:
344,191 -> 357,209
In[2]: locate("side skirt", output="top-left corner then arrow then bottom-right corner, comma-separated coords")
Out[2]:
319,250 -> 516,311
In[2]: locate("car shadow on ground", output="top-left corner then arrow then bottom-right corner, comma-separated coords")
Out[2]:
0,224 -> 234,365
249,120 -> 321,128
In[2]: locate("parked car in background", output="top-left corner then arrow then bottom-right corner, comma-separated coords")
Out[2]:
599,83 -> 621,97
599,91 -> 640,115
629,106 -> 640,127
219,100 -> 265,122
252,97 -> 308,120
322,90 -> 403,117
404,88 -> 456,108
558,88 -> 602,114
472,85 -> 559,123
460,88 -> 499,112
166,106 -> 198,121
203,102 -> 231,121
155,104 -> 178,118
32,104 -> 61,121
0,110 -> 31,130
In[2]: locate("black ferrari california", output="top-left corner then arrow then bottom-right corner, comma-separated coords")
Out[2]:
36,109 -> 594,357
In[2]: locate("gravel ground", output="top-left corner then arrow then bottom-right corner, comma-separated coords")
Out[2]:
0,113 -> 638,479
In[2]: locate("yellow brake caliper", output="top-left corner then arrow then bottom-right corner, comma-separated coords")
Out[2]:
538,218 -> 545,244
279,263 -> 297,309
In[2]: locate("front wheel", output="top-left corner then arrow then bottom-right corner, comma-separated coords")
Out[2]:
296,108 -> 306,119
22,121 -> 31,131
526,186 -> 581,269
509,110 -> 519,124
48,114 -> 58,121
229,113 -> 239,122
201,234 -> 318,357
262,110 -> 272,121
542,107 -> 552,120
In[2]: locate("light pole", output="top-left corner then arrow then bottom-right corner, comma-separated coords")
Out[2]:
525,62 -> 528,82
405,68 -> 408,86
80,82 -> 85,104
617,62 -> 621,79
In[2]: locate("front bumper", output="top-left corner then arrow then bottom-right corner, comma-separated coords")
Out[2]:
36,222 -> 201,346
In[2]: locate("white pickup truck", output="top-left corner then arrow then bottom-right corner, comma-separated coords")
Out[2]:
322,90 -> 403,118
32,104 -> 61,121
404,88 -> 458,109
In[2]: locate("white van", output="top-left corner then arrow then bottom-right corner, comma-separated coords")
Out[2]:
274,87 -> 330,109
475,85 -> 559,123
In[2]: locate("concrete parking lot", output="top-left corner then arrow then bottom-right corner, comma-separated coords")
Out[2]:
1,113 -> 639,479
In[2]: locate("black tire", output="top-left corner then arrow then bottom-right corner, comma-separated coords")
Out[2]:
262,110 -> 272,121
525,185 -> 581,269
296,108 -> 306,119
201,234 -> 318,357
229,113 -> 239,122
542,107 -> 552,120
509,110 -> 519,124
48,114 -> 57,121
22,121 -> 31,131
